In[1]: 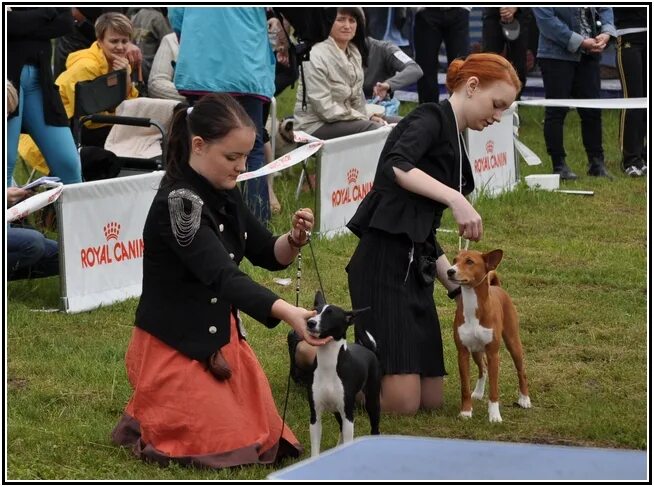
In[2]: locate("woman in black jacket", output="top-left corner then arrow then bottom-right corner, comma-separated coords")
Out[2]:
7,7 -> 81,186
345,53 -> 520,415
112,93 -> 329,469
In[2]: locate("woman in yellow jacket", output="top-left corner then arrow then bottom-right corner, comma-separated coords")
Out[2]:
56,12 -> 139,148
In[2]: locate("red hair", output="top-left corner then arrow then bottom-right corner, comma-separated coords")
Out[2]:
445,53 -> 521,94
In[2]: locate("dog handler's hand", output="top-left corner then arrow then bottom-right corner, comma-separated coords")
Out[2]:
450,193 -> 483,241
290,208 -> 314,246
271,300 -> 333,347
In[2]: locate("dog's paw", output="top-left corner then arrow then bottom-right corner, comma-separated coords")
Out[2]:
459,410 -> 473,419
471,380 -> 486,400
488,401 -> 502,423
517,394 -> 532,409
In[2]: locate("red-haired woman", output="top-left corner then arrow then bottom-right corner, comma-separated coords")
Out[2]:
344,53 -> 520,415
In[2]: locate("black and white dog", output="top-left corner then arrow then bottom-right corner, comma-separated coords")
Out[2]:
306,291 -> 381,457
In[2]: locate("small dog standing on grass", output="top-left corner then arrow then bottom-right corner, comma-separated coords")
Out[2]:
305,291 -> 381,457
447,249 -> 531,422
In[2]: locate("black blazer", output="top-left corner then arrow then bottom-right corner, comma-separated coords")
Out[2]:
348,100 -> 474,245
7,7 -> 73,125
135,164 -> 287,361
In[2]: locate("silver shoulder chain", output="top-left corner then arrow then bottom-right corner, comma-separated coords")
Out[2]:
168,188 -> 204,247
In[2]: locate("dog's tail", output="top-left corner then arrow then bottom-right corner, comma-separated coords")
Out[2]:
352,307 -> 377,355
488,270 -> 501,287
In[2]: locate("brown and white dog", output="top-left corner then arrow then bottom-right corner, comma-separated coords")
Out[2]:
447,249 -> 531,422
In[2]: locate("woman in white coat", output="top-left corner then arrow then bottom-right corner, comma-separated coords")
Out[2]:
293,7 -> 387,140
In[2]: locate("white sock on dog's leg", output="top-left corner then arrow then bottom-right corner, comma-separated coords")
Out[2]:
518,393 -> 532,408
488,401 -> 502,423
341,419 -> 355,444
459,410 -> 472,419
471,373 -> 487,400
310,420 -> 322,457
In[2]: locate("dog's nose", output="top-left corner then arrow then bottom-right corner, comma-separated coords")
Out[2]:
307,319 -> 317,330
447,268 -> 456,277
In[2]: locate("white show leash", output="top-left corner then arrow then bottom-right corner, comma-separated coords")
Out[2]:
454,112 -> 472,251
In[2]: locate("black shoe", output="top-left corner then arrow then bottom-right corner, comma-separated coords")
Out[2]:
287,331 -> 312,387
587,162 -> 613,179
553,165 -> 578,181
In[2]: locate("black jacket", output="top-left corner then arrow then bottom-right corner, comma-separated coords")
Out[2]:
135,164 -> 287,361
348,100 -> 474,245
7,7 -> 73,125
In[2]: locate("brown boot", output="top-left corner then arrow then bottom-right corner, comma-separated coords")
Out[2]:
207,348 -> 232,381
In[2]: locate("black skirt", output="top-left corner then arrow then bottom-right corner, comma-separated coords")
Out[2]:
346,229 -> 446,377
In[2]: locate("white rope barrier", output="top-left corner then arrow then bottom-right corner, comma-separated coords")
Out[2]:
518,97 -> 647,109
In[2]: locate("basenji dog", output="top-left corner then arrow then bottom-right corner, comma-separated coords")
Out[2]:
306,291 -> 381,457
447,249 -> 531,423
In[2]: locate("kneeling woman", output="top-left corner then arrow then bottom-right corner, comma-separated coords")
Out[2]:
112,94 -> 330,468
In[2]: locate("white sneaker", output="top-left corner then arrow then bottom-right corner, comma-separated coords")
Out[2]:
625,165 -> 643,177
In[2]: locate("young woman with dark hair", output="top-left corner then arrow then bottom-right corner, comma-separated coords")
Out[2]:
112,93 -> 330,469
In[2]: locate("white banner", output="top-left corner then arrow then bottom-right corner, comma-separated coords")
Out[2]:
57,172 -> 163,313
317,126 -> 393,238
466,105 -> 517,198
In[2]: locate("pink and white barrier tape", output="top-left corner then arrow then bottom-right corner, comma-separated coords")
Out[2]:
6,184 -> 64,222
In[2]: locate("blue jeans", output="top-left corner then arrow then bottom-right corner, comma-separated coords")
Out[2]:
7,64 -> 81,187
234,95 -> 270,225
7,225 -> 59,281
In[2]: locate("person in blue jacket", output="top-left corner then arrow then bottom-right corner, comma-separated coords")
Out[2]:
171,7 -> 276,224
532,7 -> 617,180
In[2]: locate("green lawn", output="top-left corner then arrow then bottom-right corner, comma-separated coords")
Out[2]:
6,90 -> 648,480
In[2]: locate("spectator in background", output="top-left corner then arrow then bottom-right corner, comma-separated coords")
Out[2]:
533,7 -> 616,180
363,35 -> 423,115
293,7 -> 388,140
56,12 -> 139,149
127,7 -> 172,88
614,7 -> 647,177
53,7 -> 142,79
172,7 -> 275,225
413,7 -> 471,103
363,7 -> 414,57
482,7 -> 532,100
147,32 -> 185,102
6,80 -> 60,282
7,7 -> 81,187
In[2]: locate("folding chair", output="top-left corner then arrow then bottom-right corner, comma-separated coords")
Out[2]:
73,69 -> 168,173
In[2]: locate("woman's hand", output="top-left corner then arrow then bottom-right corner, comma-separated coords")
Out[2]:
449,193 -> 483,241
290,208 -> 314,246
6,187 -> 34,207
112,56 -> 130,73
272,299 -> 333,347
369,114 -> 388,125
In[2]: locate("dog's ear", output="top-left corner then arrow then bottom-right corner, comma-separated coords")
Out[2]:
345,306 -> 371,324
484,249 -> 504,271
313,290 -> 326,308
281,117 -> 294,134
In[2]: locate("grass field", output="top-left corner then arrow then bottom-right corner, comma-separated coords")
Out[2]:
6,90 -> 649,480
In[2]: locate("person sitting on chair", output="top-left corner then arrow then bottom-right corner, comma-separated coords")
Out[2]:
56,12 -> 139,148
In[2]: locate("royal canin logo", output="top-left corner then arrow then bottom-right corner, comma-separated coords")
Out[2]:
474,138 -> 508,174
80,221 -> 144,269
331,168 -> 372,208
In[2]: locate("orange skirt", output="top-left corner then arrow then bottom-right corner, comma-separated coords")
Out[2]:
112,315 -> 301,468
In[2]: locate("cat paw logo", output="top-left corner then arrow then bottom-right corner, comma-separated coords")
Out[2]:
347,168 -> 359,185
103,221 -> 121,241
485,140 -> 495,154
